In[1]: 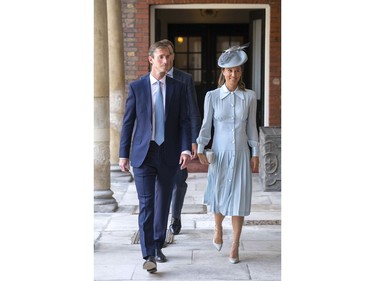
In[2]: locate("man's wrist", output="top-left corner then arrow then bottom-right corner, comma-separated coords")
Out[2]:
181,150 -> 192,157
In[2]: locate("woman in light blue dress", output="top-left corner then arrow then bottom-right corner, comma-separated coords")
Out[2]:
197,44 -> 259,264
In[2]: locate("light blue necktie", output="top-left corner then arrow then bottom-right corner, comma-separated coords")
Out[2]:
154,81 -> 164,145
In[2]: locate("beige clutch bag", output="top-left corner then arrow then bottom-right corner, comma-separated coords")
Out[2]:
203,149 -> 215,164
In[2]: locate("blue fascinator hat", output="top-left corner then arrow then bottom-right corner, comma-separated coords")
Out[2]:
217,43 -> 250,68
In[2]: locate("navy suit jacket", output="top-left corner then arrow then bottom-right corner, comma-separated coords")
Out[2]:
119,75 -> 191,168
139,69 -> 201,142
171,68 -> 201,142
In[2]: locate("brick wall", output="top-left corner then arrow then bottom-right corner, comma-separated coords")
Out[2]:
120,0 -> 281,126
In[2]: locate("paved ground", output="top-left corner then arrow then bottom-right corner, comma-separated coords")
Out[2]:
94,170 -> 281,281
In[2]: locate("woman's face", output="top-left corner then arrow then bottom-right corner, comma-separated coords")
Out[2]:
222,66 -> 242,88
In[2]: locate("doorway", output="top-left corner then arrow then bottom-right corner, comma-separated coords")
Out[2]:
153,6 -> 267,128
168,24 -> 250,121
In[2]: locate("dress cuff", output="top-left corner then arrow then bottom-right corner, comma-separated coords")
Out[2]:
197,144 -> 205,154
252,147 -> 259,157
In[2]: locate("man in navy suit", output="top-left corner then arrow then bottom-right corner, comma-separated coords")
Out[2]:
119,41 -> 191,273
160,39 -> 202,235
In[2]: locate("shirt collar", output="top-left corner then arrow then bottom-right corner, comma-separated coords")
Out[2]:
167,67 -> 174,78
219,84 -> 244,100
150,74 -> 167,85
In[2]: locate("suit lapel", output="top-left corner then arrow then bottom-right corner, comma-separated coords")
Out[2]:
165,76 -> 174,120
142,77 -> 152,123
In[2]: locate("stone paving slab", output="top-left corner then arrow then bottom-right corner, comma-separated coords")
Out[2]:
94,172 -> 281,280
94,263 -> 136,280
131,263 -> 252,280
129,204 -> 208,215
94,226 -> 281,280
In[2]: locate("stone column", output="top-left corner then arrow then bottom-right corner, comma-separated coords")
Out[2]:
107,0 -> 126,165
94,0 -> 118,212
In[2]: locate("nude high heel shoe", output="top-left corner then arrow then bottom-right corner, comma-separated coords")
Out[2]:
212,225 -> 223,251
229,241 -> 240,264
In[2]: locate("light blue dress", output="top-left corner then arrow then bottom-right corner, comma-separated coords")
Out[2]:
196,85 -> 259,216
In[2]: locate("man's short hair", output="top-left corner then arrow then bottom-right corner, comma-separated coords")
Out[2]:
148,40 -> 171,57
159,39 -> 175,53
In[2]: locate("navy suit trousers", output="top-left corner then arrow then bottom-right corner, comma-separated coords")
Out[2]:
133,142 -> 178,259
171,168 -> 188,219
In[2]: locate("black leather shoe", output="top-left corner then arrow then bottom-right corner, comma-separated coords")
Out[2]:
169,217 -> 181,235
155,248 -> 167,263
143,256 -> 157,273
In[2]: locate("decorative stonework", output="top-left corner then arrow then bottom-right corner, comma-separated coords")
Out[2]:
131,229 -> 174,245
244,220 -> 281,226
259,127 -> 281,191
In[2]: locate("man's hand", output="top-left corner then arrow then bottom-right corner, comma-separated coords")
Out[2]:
119,158 -> 130,172
179,153 -> 191,169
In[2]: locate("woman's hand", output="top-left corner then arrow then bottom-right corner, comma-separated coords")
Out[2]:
251,156 -> 259,173
197,153 -> 210,165
191,143 -> 198,159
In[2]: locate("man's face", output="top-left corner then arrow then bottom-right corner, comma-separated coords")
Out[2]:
149,47 -> 170,74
